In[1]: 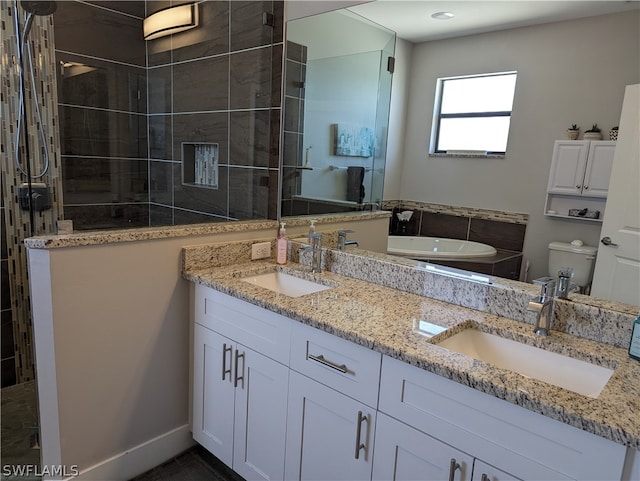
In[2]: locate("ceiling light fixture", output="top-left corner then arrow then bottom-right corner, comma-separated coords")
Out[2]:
431,11 -> 455,20
143,3 -> 199,41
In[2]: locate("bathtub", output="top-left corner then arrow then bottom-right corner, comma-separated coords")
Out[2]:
387,236 -> 497,259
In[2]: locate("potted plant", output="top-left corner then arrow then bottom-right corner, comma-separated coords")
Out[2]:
566,124 -> 580,140
609,126 -> 619,141
584,123 -> 602,140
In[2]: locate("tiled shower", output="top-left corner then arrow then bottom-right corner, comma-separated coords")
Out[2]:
57,0 -> 283,229
0,0 -> 284,387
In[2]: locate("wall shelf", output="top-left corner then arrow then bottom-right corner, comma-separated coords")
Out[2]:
543,140 -> 614,223
182,142 -> 219,189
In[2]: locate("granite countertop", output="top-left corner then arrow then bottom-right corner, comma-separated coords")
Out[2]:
24,211 -> 391,249
184,259 -> 640,450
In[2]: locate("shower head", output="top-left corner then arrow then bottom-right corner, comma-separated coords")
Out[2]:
19,1 -> 57,45
21,1 -> 57,16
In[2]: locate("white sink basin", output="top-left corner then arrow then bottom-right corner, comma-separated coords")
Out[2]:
241,271 -> 332,298
438,329 -> 614,398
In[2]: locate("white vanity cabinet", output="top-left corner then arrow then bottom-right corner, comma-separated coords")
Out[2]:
373,413 -> 524,481
373,412 -> 475,481
191,283 -> 632,481
472,460 -> 523,481
192,285 -> 293,481
545,140 -> 616,221
284,323 -> 382,481
377,355 -> 627,481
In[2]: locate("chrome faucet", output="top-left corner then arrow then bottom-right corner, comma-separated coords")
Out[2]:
337,230 -> 359,250
302,233 -> 323,273
527,277 -> 556,336
555,268 -> 579,299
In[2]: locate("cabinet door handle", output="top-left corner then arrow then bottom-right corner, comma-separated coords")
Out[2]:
222,343 -> 233,381
234,350 -> 245,389
584,185 -> 589,190
576,184 -> 581,189
308,353 -> 349,374
481,474 -> 490,481
448,458 -> 461,481
354,410 -> 368,460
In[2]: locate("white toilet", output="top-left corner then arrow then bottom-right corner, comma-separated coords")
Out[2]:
548,241 -> 598,293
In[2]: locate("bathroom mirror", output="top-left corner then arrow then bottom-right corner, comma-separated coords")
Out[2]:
282,1 -> 640,308
280,8 -> 395,216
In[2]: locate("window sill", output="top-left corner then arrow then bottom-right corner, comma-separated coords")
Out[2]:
429,152 -> 506,159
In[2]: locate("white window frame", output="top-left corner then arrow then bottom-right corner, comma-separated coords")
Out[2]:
430,71 -> 517,156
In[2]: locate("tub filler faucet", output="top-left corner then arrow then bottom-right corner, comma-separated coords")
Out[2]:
555,268 -> 579,299
337,230 -> 358,250
527,277 -> 556,336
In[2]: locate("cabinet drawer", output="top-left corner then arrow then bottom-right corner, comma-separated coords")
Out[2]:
194,284 -> 293,365
290,323 -> 381,407
379,355 -> 626,481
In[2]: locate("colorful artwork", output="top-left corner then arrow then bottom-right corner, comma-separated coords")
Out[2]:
333,124 -> 374,157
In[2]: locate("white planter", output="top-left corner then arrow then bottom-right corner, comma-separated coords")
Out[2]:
566,130 -> 579,140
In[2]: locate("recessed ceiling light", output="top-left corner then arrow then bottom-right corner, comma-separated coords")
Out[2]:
431,11 -> 455,20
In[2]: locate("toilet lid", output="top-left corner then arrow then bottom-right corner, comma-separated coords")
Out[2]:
548,241 -> 597,255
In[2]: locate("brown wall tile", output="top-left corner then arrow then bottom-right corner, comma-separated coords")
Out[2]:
469,218 -> 526,251
419,212 -> 469,240
173,56 -> 229,113
54,1 -> 145,66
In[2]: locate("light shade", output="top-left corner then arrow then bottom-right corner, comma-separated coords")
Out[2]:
143,4 -> 199,41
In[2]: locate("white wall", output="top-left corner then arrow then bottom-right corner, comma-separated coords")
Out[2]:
301,52 -> 380,201
287,8 -> 393,60
382,37 -> 412,200
392,12 -> 639,280
285,0 -> 368,22
28,216 -> 388,480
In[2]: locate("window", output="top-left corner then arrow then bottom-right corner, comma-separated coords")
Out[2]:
431,71 -> 517,155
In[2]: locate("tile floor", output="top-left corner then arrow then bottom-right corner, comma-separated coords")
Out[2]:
1,381 -> 41,481
130,446 -> 244,481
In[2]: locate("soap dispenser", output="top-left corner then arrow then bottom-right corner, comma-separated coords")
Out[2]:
308,219 -> 317,242
276,222 -> 288,265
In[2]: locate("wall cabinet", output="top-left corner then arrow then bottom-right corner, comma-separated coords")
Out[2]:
545,140 -> 615,221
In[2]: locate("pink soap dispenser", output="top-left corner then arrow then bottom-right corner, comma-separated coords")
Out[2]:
276,222 -> 288,265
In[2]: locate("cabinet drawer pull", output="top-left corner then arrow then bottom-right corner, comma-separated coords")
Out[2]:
234,350 -> 245,389
308,353 -> 348,373
354,410 -> 368,460
222,343 -> 233,381
448,458 -> 461,481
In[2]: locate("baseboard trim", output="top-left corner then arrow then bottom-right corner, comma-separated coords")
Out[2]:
66,425 -> 194,481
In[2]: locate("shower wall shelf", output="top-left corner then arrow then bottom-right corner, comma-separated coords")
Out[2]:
182,142 -> 219,189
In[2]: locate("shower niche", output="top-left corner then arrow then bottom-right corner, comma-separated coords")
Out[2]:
182,142 -> 219,189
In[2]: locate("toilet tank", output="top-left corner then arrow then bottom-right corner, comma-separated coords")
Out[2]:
548,241 -> 598,287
